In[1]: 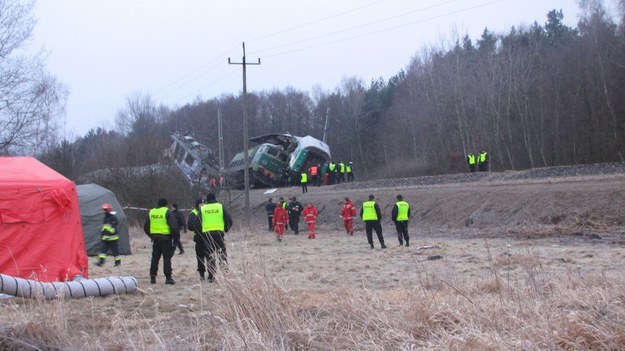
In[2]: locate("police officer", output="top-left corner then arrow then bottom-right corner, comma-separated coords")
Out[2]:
200,193 -> 233,283
187,198 -> 209,281
288,197 -> 303,234
171,203 -> 187,255
144,198 -> 179,285
346,161 -> 354,182
300,171 -> 308,194
95,203 -> 121,267
360,194 -> 386,249
467,152 -> 477,173
392,194 -> 411,247
477,150 -> 489,172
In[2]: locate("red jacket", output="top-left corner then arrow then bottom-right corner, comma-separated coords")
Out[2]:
340,201 -> 357,220
302,205 -> 318,223
273,206 -> 288,226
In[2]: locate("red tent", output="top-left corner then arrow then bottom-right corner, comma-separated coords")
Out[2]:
0,157 -> 88,282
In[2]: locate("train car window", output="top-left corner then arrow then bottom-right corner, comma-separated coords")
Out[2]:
185,153 -> 195,167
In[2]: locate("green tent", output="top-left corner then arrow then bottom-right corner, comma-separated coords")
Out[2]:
77,184 -> 131,256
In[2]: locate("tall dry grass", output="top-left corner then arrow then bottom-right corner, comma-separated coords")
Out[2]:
1,243 -> 624,350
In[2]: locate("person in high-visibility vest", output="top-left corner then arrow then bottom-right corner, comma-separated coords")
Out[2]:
328,161 -> 336,185
477,150 -> 489,172
199,193 -> 233,283
360,194 -> 387,249
143,197 -> 179,285
346,161 -> 354,182
309,164 -> 319,186
338,161 -> 346,183
392,194 -> 411,247
467,152 -> 477,173
300,171 -> 308,194
95,203 -> 121,267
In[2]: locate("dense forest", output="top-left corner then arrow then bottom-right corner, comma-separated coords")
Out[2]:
3,2 -> 625,208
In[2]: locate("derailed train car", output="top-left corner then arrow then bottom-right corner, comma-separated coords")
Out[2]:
167,132 -> 220,190
228,133 -> 331,188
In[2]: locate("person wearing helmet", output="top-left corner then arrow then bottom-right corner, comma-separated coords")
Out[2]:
95,203 -> 121,267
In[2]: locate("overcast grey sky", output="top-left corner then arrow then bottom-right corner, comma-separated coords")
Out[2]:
31,0 -> 583,137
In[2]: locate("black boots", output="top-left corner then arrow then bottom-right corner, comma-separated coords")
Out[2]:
150,276 -> 156,284
165,277 -> 176,285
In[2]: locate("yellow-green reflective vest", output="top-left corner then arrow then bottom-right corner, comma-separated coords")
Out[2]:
467,154 -> 476,165
339,163 -> 345,172
478,152 -> 487,163
328,163 -> 336,171
396,201 -> 410,221
201,203 -> 225,232
149,207 -> 170,235
300,172 -> 308,183
362,201 -> 378,221
346,165 -> 352,172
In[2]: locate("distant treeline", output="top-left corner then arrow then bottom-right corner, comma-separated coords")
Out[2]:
39,5 -> 625,207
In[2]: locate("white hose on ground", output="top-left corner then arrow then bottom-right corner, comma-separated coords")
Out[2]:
0,273 -> 139,299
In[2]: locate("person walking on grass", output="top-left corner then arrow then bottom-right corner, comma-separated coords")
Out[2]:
360,194 -> 386,249
144,197 -> 179,285
288,197 -> 303,235
340,197 -> 357,235
199,193 -> 233,283
265,198 -> 276,232
273,200 -> 289,242
95,203 -> 121,267
392,194 -> 411,247
302,202 -> 318,239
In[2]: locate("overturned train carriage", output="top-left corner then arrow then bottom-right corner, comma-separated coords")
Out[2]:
168,132 -> 221,190
229,134 -> 331,188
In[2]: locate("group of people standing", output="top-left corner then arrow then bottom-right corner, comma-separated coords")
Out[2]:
466,150 -> 489,172
265,193 -> 412,250
298,160 -> 355,193
266,197 -> 318,240
140,194 -> 233,284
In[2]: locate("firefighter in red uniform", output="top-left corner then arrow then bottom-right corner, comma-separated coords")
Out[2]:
272,200 -> 289,242
340,197 -> 357,235
302,202 -> 318,239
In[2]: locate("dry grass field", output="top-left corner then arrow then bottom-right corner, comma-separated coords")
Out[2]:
2,167 -> 625,350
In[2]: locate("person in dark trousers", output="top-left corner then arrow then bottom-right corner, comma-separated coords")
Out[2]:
199,193 -> 233,283
477,150 -> 489,172
187,198 -> 208,280
392,194 -> 411,247
95,203 -> 121,267
337,161 -> 346,183
265,198 -> 276,232
346,161 -> 354,182
288,197 -> 303,235
144,197 -> 179,285
360,194 -> 386,249
300,171 -> 308,194
467,152 -> 477,173
171,203 -> 187,254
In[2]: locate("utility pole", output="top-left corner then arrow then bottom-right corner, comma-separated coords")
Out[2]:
228,42 -> 260,226
322,107 -> 330,144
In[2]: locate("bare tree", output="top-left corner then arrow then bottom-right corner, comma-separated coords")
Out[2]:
0,0 -> 67,155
